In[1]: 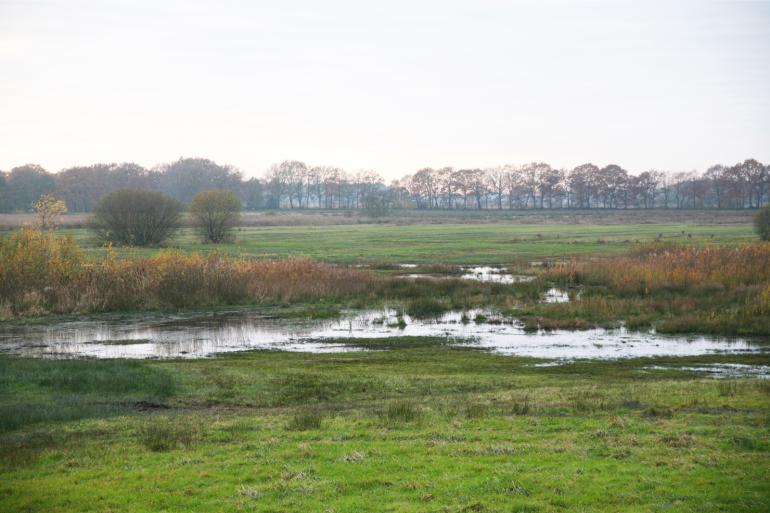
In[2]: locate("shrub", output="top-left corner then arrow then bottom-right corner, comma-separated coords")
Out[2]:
189,189 -> 241,243
755,205 -> 770,241
0,228 -> 83,315
91,189 -> 182,246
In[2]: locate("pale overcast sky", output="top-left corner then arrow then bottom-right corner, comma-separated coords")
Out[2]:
1,0 -> 768,179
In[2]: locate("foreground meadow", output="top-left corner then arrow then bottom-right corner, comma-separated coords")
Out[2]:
1,346 -> 769,512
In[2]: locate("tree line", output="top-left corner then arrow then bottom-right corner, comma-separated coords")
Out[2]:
0,158 -> 256,213
1,157 -> 768,213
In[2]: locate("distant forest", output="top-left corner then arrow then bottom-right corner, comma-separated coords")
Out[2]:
0,157 -> 768,213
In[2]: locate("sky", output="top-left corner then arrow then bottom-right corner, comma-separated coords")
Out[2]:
1,0 -> 769,179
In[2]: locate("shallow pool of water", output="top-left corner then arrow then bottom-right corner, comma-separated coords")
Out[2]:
459,266 -> 535,284
544,288 -> 570,303
399,265 -> 535,285
643,363 -> 770,379
0,309 -> 766,361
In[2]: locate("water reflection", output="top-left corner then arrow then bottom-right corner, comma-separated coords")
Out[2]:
0,309 -> 765,360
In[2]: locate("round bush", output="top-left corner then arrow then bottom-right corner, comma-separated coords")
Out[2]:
92,189 -> 183,246
189,189 -> 241,243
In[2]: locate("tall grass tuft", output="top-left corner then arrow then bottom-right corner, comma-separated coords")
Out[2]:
139,416 -> 201,451
286,411 -> 323,431
383,400 -> 422,425
406,298 -> 447,318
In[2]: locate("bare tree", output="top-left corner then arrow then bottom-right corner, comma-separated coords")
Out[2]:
503,165 -> 523,209
33,194 -> 68,230
705,165 -> 728,209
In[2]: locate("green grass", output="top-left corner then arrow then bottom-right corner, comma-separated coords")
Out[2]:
405,297 -> 449,318
1,347 -> 769,512
58,222 -> 756,264
0,358 -> 176,432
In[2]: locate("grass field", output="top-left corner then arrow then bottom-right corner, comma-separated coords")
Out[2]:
1,212 -> 768,511
0,208 -> 757,230
1,345 -> 769,512
57,222 -> 756,264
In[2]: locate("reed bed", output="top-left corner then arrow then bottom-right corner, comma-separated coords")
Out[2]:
538,242 -> 770,334
546,242 -> 770,294
0,228 -> 377,318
